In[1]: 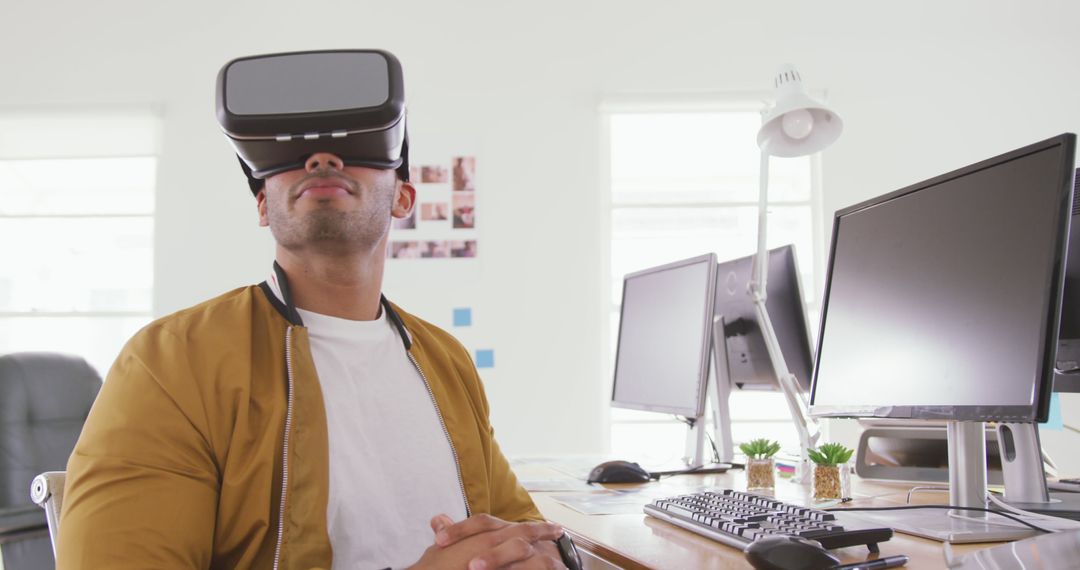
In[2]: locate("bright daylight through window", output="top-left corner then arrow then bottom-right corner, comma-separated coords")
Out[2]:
606,108 -> 821,463
0,112 -> 159,376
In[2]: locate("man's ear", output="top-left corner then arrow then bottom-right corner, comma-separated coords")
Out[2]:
256,189 -> 269,227
391,181 -> 417,219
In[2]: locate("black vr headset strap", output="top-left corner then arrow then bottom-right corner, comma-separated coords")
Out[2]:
272,261 -> 305,326
396,133 -> 410,183
239,156 -> 264,196
381,295 -> 412,351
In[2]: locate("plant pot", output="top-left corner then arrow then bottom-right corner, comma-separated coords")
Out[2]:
812,463 -> 850,500
746,458 -> 776,492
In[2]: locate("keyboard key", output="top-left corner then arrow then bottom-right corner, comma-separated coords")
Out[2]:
661,503 -> 696,518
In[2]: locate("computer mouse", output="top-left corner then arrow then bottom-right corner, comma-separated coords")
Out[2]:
744,535 -> 840,570
587,460 -> 654,484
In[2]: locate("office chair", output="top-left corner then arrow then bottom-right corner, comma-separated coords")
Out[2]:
0,352 -> 102,569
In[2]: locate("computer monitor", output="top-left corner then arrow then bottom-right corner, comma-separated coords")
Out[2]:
811,135 -> 1074,421
715,244 -> 814,392
611,253 -> 718,418
1054,168 -> 1080,392
810,133 -> 1078,540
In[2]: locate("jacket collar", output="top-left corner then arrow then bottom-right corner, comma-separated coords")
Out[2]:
258,260 -> 412,351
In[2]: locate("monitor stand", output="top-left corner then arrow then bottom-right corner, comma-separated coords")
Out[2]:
996,422 -> 1080,521
683,316 -> 736,468
686,313 -> 819,477
852,421 -> 1062,543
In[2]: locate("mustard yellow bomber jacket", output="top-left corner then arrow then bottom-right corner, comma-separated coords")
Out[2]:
57,281 -> 542,569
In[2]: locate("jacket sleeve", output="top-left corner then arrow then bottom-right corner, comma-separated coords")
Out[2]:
57,330 -> 220,569
469,364 -> 544,523
485,429 -> 545,523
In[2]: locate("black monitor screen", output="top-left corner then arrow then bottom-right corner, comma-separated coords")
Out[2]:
715,245 -> 814,391
810,135 -> 1075,422
612,253 -> 718,417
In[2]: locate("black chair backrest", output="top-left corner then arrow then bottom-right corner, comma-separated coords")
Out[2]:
0,352 -> 101,509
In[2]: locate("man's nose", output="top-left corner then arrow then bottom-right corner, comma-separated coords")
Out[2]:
305,152 -> 345,173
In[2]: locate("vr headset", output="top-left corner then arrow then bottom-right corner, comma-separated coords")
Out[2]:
215,49 -> 409,195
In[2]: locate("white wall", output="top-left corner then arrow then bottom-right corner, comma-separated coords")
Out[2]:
3,0 -> 1079,468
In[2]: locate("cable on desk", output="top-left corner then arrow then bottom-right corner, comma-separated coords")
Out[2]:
986,491 -> 1080,530
652,463 -> 743,479
824,504 -> 1053,534
704,429 -> 722,465
673,414 -> 729,468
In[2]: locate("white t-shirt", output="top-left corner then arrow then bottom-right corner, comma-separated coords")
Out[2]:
268,278 -> 468,569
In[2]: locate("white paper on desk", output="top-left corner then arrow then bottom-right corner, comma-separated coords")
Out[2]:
551,490 -> 643,515
520,478 -> 598,492
552,486 -> 707,516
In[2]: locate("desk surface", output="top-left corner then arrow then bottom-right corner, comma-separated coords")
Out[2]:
524,465 -> 1008,569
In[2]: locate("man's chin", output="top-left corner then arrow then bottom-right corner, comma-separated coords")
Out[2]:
268,211 -> 389,255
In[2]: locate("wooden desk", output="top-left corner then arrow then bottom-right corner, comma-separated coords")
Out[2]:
526,467 -> 1003,569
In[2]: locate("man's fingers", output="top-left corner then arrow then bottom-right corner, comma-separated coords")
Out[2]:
435,513 -> 509,547
430,513 -> 455,535
505,539 -> 565,569
495,521 -> 563,545
468,526 -> 565,570
467,537 -> 534,570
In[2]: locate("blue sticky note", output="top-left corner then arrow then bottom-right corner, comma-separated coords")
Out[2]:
1045,393 -> 1064,431
475,349 -> 495,368
453,308 -> 472,327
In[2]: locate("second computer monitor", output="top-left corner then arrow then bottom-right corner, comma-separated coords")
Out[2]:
611,253 -> 719,417
714,245 -> 815,392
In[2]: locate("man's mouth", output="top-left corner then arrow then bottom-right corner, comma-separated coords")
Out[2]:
296,175 -> 356,199
299,184 -> 351,198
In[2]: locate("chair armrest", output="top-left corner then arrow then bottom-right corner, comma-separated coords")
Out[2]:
29,471 -> 66,555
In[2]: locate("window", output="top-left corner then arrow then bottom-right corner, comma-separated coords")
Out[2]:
604,103 -> 822,464
0,111 -> 160,376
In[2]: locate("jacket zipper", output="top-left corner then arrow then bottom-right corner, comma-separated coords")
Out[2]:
273,326 -> 297,570
407,352 -> 472,518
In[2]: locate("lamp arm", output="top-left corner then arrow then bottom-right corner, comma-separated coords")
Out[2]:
751,149 -> 821,483
750,151 -> 771,298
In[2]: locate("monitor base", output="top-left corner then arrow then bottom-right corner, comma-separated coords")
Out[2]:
1005,493 -> 1080,521
849,509 -> 1038,543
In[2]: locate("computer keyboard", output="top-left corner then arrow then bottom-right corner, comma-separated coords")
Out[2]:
644,489 -> 894,551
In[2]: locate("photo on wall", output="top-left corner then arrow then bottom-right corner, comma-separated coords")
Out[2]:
452,192 -> 475,229
421,165 -> 449,183
389,241 -> 422,259
450,240 -> 477,258
422,241 -> 450,258
452,156 -> 476,192
421,202 -> 449,221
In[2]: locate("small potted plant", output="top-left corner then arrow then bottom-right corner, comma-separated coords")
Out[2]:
740,438 -> 781,492
808,443 -> 854,500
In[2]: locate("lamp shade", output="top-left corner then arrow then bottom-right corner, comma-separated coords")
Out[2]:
757,64 -> 843,158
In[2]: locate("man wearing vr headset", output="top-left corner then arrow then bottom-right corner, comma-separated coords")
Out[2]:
58,50 -> 580,570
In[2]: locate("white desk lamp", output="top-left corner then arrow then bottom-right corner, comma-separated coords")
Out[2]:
752,64 -> 842,483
